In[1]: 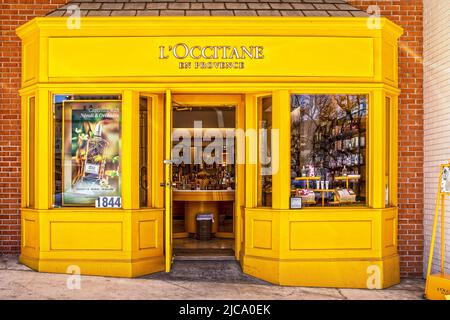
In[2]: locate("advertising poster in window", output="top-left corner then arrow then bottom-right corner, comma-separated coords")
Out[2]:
62,100 -> 121,206
442,166 -> 450,194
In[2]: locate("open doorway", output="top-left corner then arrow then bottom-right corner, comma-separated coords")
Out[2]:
171,102 -> 236,260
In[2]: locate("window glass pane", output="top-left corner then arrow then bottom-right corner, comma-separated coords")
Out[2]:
139,96 -> 150,208
53,95 -> 122,207
28,97 -> 35,208
258,96 -> 272,207
385,97 -> 391,206
290,94 -> 368,207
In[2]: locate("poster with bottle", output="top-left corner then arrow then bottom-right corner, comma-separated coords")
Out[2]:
62,100 -> 121,206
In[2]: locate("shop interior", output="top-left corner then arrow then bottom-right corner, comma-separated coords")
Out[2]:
171,104 -> 236,259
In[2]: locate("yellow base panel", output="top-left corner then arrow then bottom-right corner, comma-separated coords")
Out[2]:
243,254 -> 400,289
425,274 -> 450,300
20,255 -> 164,278
20,208 -> 165,278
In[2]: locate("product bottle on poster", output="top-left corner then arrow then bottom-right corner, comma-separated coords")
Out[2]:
83,123 -> 109,182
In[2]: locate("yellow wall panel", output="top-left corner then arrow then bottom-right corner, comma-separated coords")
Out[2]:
139,220 -> 157,250
383,41 -> 395,83
50,222 -> 123,251
289,220 -> 372,250
23,219 -> 37,249
244,207 -> 399,287
48,36 -> 374,79
252,219 -> 272,250
23,39 -> 38,84
383,217 -> 395,248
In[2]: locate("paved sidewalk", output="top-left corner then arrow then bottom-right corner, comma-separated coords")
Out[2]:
0,256 -> 425,300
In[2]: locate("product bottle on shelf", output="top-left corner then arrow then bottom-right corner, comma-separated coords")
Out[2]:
342,165 -> 348,177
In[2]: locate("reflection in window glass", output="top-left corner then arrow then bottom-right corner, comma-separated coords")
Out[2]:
53,95 -> 122,207
385,97 -> 391,206
139,96 -> 150,208
258,96 -> 272,207
290,95 -> 368,207
28,97 -> 35,208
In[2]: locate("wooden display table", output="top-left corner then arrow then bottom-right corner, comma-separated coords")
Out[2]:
173,190 -> 235,235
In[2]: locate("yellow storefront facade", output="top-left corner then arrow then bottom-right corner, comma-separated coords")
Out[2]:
17,16 -> 403,288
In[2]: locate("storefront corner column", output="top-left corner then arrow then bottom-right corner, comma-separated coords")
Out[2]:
272,90 -> 290,210
121,90 -> 140,210
35,89 -> 51,209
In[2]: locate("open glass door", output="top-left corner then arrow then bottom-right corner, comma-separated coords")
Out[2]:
164,91 -> 173,272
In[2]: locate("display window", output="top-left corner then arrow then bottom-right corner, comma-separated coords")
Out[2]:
290,94 -> 368,207
53,95 -> 122,207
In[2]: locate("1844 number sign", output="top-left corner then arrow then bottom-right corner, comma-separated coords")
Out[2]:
96,196 -> 122,208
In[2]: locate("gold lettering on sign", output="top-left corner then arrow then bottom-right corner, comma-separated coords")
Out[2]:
159,43 -> 264,70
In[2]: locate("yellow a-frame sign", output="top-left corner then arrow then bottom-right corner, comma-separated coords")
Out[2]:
425,163 -> 450,300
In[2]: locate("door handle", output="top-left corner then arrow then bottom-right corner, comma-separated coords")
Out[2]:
160,181 -> 177,188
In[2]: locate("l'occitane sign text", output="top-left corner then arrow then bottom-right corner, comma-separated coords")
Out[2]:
158,43 -> 264,69
48,36 -> 375,77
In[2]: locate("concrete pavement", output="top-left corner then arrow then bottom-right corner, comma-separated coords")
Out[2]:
0,255 -> 425,300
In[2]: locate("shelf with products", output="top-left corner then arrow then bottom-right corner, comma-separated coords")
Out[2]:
172,162 -> 235,191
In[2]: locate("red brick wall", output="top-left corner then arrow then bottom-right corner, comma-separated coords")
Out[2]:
348,0 -> 424,278
0,0 -> 68,254
0,1 -> 424,279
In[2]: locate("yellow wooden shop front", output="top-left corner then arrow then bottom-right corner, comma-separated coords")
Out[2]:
17,17 -> 403,288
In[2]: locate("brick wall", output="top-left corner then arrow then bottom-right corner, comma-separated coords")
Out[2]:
347,0 -> 424,278
0,0 -> 68,254
0,0 -> 424,279
423,0 -> 450,276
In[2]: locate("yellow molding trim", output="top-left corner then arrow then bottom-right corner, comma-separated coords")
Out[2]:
19,83 -> 402,95
245,253 -> 399,263
17,17 -> 403,39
